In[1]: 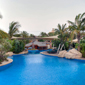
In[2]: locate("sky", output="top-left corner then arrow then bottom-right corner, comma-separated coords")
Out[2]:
0,0 -> 85,35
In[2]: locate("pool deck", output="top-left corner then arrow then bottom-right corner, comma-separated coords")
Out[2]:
0,58 -> 13,66
40,52 -> 85,60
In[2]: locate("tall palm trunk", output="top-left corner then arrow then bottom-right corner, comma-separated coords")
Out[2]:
77,33 -> 81,51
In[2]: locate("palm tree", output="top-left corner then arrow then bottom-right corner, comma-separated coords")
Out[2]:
30,34 -> 35,37
48,32 -> 54,36
21,31 -> 29,38
68,12 -> 85,51
40,32 -> 48,37
0,29 -> 9,38
55,24 -> 68,43
8,21 -> 20,38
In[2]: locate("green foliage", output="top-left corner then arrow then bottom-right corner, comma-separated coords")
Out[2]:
64,42 -> 69,50
75,43 -> 79,49
22,40 -> 30,44
71,42 -> 76,48
13,34 -> 21,37
11,40 -> 25,53
48,32 -> 54,36
52,39 -> 70,50
68,12 -> 85,51
38,39 -> 45,42
21,31 -> 29,38
8,21 -> 20,38
80,39 -> 85,43
30,34 -> 35,37
0,29 -> 9,39
40,32 -> 48,37
55,24 -> 69,43
52,39 -> 61,47
0,39 -> 12,63
80,43 -> 85,57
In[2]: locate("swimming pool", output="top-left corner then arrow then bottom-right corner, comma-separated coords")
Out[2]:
0,53 -> 85,85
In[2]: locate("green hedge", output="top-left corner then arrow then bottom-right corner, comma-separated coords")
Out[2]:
11,40 -> 25,53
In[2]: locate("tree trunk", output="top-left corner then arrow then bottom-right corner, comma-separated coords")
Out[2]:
77,33 -> 81,51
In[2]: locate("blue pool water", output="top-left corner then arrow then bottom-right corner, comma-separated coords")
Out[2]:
0,53 -> 85,85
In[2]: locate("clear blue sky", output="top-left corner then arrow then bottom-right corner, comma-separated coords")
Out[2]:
0,0 -> 85,35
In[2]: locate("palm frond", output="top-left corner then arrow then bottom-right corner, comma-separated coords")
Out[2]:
80,12 -> 85,19
70,30 -> 77,43
8,21 -> 20,38
68,20 -> 75,25
62,24 -> 66,31
0,29 -> 9,38
58,24 -> 61,31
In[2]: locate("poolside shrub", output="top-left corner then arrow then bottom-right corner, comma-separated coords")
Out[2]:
80,39 -> 85,43
75,42 -> 85,57
52,39 -> 70,50
22,40 -> 30,44
75,43 -> 79,50
11,40 -> 25,53
64,42 -> 69,50
52,39 -> 61,48
0,39 -> 12,63
80,43 -> 85,57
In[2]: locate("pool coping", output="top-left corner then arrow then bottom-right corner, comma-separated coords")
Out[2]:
0,51 -> 28,67
40,52 -> 85,61
0,58 -> 13,66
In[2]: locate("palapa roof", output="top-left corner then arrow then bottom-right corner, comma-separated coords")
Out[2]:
25,41 -> 47,47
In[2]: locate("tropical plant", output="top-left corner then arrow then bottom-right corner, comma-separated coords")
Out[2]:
21,31 -> 29,38
23,40 -> 30,44
40,32 -> 48,37
52,39 -> 61,47
30,34 -> 35,37
8,21 -> 20,38
11,40 -> 25,53
68,12 -> 85,51
48,32 -> 54,36
55,24 -> 69,43
13,34 -> 21,37
64,42 -> 70,50
0,29 -> 9,39
0,39 -> 12,63
80,43 -> 85,57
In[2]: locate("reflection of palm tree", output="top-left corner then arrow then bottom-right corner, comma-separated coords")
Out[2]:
68,12 -> 85,51
8,21 -> 20,38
